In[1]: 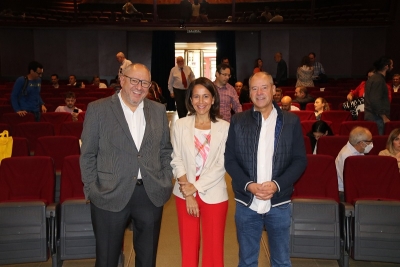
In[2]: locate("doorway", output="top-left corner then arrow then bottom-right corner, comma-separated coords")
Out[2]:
175,42 -> 217,81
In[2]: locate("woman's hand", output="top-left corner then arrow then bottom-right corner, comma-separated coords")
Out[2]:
185,195 -> 199,217
178,181 -> 197,197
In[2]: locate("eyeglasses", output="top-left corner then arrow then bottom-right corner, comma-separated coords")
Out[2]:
219,72 -> 231,78
122,75 -> 152,89
35,71 -> 43,75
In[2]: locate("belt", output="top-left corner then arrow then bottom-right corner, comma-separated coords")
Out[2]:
136,179 -> 143,186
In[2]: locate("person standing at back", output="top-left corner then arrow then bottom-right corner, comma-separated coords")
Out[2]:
11,61 -> 47,121
168,56 -> 195,118
364,57 -> 392,135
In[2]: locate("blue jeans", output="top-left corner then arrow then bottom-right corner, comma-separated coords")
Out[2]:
364,112 -> 384,135
235,202 -> 292,267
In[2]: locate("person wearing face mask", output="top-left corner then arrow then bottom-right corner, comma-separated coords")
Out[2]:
306,120 -> 334,154
335,126 -> 373,201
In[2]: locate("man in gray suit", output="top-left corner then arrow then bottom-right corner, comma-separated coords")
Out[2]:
80,63 -> 173,267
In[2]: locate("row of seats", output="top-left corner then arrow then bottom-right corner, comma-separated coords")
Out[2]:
0,155 -> 94,266
291,155 -> 400,265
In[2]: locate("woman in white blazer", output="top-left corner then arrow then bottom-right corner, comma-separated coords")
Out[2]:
171,77 -> 229,267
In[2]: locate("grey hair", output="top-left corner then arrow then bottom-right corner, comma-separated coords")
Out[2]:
122,63 -> 151,81
249,71 -> 274,87
349,126 -> 371,146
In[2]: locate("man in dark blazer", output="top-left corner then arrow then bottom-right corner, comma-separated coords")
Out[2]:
80,63 -> 173,267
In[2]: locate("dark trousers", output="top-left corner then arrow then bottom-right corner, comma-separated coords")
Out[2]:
90,185 -> 163,267
173,88 -> 188,118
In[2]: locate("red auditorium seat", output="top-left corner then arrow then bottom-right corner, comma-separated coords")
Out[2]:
320,111 -> 352,134
78,111 -> 86,121
338,121 -> 379,136
1,112 -> 35,133
367,135 -> 388,155
60,155 -> 85,203
0,123 -> 10,133
13,122 -> 54,155
303,135 -> 312,154
60,121 -> 84,139
41,112 -> 72,135
290,110 -> 315,121
316,135 -> 348,158
290,155 -> 341,260
384,121 -> 400,135
0,156 -> 56,264
0,105 -> 15,116
11,137 -> 30,157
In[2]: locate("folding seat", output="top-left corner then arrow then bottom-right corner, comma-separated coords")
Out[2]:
384,121 -> 400,135
316,136 -> 348,158
290,155 -> 342,264
35,136 -> 81,202
0,98 -> 8,105
290,110 -> 315,121
85,92 -> 107,99
11,137 -> 30,157
53,155 -> 95,266
60,121 -> 84,139
41,112 -> 73,135
301,120 -> 333,136
0,123 -> 10,133
320,111 -> 352,135
303,135 -> 312,154
0,156 -> 56,265
13,122 -> 54,155
342,156 -> 400,264
367,135 -> 388,155
338,121 -> 379,136
78,111 -> 86,121
1,112 -> 35,133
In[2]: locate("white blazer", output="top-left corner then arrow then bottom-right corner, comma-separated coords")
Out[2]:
171,115 -> 229,204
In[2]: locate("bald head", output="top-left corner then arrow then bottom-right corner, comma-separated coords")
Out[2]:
274,52 -> 282,63
281,96 -> 293,111
349,126 -> 373,153
116,52 -> 126,63
176,56 -> 184,68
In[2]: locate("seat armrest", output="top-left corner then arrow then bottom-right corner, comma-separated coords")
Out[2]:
340,201 -> 354,217
46,203 -> 58,218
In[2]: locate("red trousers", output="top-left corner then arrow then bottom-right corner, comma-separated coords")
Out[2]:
175,195 -> 228,267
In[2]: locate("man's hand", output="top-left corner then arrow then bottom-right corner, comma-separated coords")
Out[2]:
170,92 -> 175,98
71,112 -> 79,122
41,105 -> 47,113
247,181 -> 278,200
17,110 -> 27,117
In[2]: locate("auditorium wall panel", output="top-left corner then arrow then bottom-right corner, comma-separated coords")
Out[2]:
261,30 -> 290,79
235,31 -> 259,82
98,30 -> 127,79
127,31 -> 153,70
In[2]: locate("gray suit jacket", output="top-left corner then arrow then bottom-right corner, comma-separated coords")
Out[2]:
80,94 -> 173,212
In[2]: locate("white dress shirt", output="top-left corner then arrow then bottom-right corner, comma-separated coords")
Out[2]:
119,59 -> 133,75
249,107 -> 277,214
167,65 -> 195,93
118,92 -> 146,179
335,141 -> 364,192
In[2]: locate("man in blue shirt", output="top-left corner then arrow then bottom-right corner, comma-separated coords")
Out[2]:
11,61 -> 47,121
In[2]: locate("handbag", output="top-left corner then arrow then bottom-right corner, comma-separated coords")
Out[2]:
0,130 -> 13,163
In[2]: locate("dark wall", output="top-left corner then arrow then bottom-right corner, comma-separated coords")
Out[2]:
0,26 -> 389,83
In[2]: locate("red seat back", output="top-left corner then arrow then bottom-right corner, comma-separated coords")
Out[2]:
41,112 -> 72,135
13,122 -> 54,155
339,121 -> 379,136
292,155 -> 340,202
384,121 -> 400,135
343,156 -> 400,204
1,112 -> 35,133
242,103 -> 253,111
290,110 -> 315,121
60,155 -> 85,203
35,136 -> 80,173
60,121 -> 83,139
316,136 -> 348,158
11,137 -> 30,157
320,111 -> 352,134
0,156 -> 55,204
301,120 -> 332,136
303,135 -> 312,154
367,135 -> 388,155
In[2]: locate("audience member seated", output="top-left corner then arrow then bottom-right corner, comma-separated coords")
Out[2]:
261,6 -> 272,21
235,81 -> 243,96
314,97 -> 329,120
191,0 -> 201,22
109,75 -> 121,91
335,126 -> 373,201
51,74 -> 60,89
122,0 -> 144,20
225,16 -> 233,22
392,73 -> 400,93
55,91 -> 83,122
67,75 -> 85,88
239,85 -> 250,104
296,56 -> 314,87
273,87 -> 283,103
280,96 -> 299,111
293,86 -> 314,110
379,127 -> 400,171
147,81 -> 165,104
198,0 -> 209,22
92,75 -> 107,89
306,120 -> 334,154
